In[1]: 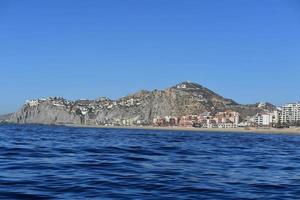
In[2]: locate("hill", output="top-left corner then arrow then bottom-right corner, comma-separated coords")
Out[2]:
8,81 -> 275,125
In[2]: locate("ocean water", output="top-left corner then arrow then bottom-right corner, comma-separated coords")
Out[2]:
0,125 -> 299,199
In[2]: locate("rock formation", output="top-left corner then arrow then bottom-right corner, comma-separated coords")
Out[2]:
8,81 -> 275,125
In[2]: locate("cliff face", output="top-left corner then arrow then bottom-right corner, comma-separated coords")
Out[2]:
8,82 -> 275,125
10,102 -> 82,125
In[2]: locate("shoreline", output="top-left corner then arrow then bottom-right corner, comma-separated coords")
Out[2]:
66,124 -> 300,135
3,122 -> 300,135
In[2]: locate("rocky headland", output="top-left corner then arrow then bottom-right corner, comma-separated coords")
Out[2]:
6,81 -> 275,126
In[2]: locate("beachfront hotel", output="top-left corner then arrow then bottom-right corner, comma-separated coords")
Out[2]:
280,103 -> 300,124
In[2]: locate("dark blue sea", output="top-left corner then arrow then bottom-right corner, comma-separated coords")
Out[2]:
0,124 -> 300,199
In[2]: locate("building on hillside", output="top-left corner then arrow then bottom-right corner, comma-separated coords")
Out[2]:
258,102 -> 267,108
26,100 -> 39,107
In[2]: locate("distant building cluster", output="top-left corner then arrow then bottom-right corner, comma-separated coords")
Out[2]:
251,103 -> 300,127
153,110 -> 240,128
153,102 -> 300,129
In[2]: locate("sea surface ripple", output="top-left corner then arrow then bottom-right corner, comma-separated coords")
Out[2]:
0,124 -> 300,199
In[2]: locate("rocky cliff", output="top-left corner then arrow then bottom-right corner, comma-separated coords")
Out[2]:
8,82 -> 275,125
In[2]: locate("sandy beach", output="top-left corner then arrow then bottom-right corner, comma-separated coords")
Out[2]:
66,124 -> 300,135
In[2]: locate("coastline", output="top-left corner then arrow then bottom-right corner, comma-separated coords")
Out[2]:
66,124 -> 300,135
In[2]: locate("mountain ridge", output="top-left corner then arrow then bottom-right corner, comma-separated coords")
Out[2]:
8,81 -> 276,125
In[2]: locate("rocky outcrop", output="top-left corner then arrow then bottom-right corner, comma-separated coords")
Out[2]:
8,81 -> 275,125
0,113 -> 12,123
10,101 -> 82,125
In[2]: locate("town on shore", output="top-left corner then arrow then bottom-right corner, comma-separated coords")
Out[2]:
152,102 -> 300,129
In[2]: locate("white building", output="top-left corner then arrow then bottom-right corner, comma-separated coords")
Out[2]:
252,109 -> 283,126
258,102 -> 266,108
255,113 -> 272,126
271,110 -> 281,124
177,84 -> 187,89
26,100 -> 39,107
280,103 -> 300,124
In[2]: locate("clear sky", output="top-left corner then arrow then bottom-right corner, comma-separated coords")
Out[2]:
0,0 -> 299,114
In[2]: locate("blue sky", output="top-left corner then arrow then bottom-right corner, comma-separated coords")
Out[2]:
0,0 -> 299,114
